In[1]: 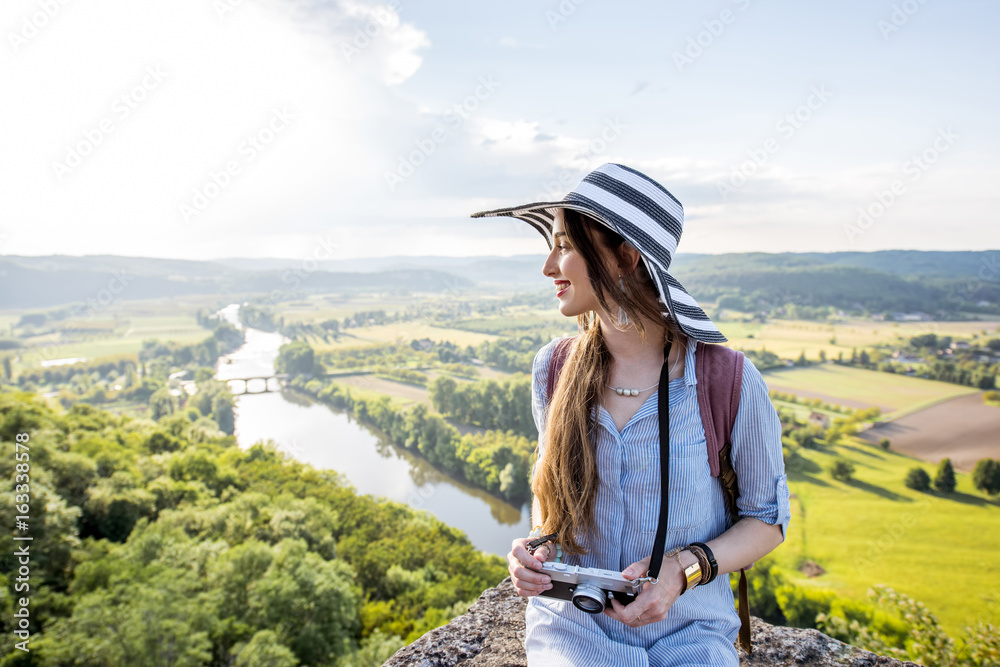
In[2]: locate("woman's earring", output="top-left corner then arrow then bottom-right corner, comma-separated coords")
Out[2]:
617,306 -> 630,326
617,274 -> 630,326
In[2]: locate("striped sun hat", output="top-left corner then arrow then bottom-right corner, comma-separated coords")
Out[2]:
470,162 -> 727,344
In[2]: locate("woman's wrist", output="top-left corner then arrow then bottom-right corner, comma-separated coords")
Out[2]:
688,541 -> 718,584
665,547 -> 702,593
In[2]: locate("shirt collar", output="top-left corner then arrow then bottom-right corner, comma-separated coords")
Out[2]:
682,334 -> 697,388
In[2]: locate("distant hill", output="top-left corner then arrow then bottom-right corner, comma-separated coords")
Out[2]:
1,250 -> 996,316
0,256 -> 473,310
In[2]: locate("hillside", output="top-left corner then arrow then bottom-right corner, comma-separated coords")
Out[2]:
3,250 -> 997,316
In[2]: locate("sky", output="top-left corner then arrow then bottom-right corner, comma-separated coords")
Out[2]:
0,0 -> 997,261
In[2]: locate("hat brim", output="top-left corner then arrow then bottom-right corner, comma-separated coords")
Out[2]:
471,203 -> 728,344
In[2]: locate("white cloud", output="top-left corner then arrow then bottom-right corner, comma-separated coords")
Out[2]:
334,0 -> 430,85
0,0 -> 433,259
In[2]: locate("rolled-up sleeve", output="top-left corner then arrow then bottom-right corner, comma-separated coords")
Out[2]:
729,356 -> 791,540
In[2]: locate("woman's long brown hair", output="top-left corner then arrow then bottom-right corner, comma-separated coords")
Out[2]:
532,208 -> 685,555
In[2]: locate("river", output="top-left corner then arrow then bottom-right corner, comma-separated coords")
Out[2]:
213,304 -> 530,556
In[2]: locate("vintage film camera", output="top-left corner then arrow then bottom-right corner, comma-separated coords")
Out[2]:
526,533 -> 654,614
536,560 -> 648,614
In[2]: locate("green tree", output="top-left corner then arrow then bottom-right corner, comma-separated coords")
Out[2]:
248,539 -> 360,664
41,545 -> 215,667
340,630 -> 405,667
499,461 -> 529,501
233,630 -> 300,667
878,438 -> 891,451
905,467 -> 931,492
830,458 -> 855,482
149,387 -> 177,420
276,341 -> 317,375
213,391 -> 236,435
427,376 -> 454,411
972,458 -> 1000,496
934,458 -> 956,493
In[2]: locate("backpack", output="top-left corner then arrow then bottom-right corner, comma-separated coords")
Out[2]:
543,334 -> 753,654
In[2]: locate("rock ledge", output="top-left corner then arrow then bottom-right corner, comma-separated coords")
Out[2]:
383,578 -> 920,666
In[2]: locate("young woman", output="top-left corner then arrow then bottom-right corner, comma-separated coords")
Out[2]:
472,164 -> 790,666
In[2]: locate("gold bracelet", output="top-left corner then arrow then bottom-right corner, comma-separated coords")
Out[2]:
665,547 -> 701,593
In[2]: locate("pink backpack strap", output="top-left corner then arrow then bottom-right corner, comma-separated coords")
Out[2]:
545,336 -> 577,402
695,340 -> 745,478
695,339 -> 753,654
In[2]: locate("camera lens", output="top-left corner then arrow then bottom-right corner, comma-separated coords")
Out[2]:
572,585 -> 606,614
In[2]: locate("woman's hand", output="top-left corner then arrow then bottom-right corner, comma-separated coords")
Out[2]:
603,553 -> 685,628
507,537 -> 554,597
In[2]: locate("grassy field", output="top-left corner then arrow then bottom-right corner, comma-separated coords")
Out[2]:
16,314 -> 209,368
771,398 -> 851,422
718,317 -> 1000,362
777,434 -> 1000,637
276,294 -> 415,324
761,364 -> 979,418
7,297 -> 226,369
321,322 -> 502,349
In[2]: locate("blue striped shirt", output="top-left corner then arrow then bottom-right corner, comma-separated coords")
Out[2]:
525,335 -> 791,667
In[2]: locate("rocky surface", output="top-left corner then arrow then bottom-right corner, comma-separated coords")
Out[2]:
383,578 -> 921,667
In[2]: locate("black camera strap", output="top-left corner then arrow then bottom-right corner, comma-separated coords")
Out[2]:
529,338 -> 674,581
646,338 -> 672,581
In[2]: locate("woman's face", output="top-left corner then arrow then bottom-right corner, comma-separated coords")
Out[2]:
543,209 -> 603,317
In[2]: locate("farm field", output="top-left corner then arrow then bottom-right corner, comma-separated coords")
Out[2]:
778,435 -> 1000,638
276,294 -> 414,324
719,318 -> 1000,362
771,399 -> 851,422
17,314 -> 209,368
331,322 -> 502,348
330,374 -> 431,407
859,393 -> 1000,472
6,295 -> 235,368
326,367 -> 519,409
761,364 -> 978,418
